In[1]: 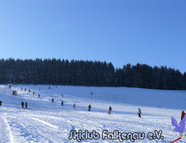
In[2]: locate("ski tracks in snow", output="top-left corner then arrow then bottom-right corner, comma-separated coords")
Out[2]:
0,113 -> 15,143
30,117 -> 59,130
6,113 -> 65,143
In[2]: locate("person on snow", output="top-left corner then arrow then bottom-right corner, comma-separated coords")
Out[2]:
181,110 -> 185,120
138,108 -> 141,118
73,103 -> 76,110
52,98 -> 54,103
21,102 -> 24,108
61,101 -> 64,106
25,102 -> 27,109
108,106 -> 112,114
88,104 -> 91,111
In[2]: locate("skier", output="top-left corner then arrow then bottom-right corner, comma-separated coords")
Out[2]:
52,98 -> 54,103
88,104 -> 91,111
49,86 -> 51,89
181,110 -> 185,120
21,102 -> 24,108
25,102 -> 27,109
61,101 -> 64,106
73,103 -> 76,110
108,106 -> 112,114
38,94 -> 40,98
138,108 -> 141,118
0,101 -> 2,106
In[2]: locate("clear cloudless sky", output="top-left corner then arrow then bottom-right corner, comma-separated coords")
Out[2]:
0,0 -> 186,73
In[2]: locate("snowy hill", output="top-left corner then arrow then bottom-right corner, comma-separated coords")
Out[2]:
0,84 -> 186,143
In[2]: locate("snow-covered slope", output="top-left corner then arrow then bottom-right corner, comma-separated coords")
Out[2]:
0,84 -> 185,143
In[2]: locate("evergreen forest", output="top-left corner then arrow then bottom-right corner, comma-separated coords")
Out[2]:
0,58 -> 186,90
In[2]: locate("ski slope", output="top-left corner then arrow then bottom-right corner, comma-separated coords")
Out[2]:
0,84 -> 186,143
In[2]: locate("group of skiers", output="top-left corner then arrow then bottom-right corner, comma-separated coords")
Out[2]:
16,85 -> 186,119
88,104 -> 141,117
21,101 -> 28,109
138,109 -> 185,119
18,88 -> 143,117
19,96 -> 186,120
88,104 -> 112,114
17,86 -> 144,117
49,96 -> 142,117
9,86 -> 144,117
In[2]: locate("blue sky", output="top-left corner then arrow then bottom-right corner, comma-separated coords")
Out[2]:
0,0 -> 186,73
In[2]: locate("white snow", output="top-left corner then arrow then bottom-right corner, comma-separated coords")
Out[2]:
0,84 -> 186,143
